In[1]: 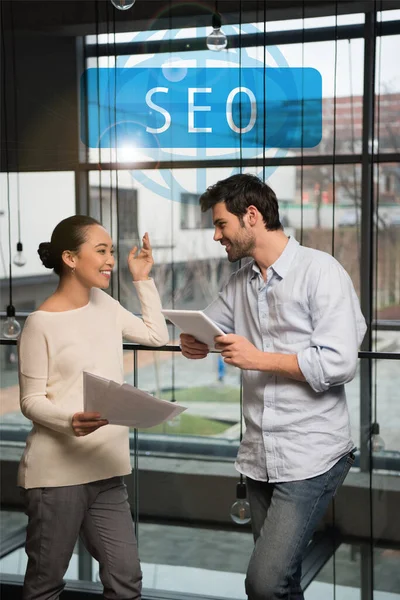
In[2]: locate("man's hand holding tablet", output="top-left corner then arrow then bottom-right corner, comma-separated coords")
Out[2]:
161,309 -> 225,352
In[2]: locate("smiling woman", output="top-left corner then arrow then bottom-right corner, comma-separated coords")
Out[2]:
38,218 -> 117,296
17,214 -> 169,599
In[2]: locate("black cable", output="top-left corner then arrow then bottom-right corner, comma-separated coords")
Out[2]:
238,0 -> 243,176
300,0 -> 305,244
169,0 -> 175,307
238,0 -> 244,486
81,7 -> 90,205
169,0 -> 176,405
9,1 -> 22,249
105,0 -> 114,297
369,3 -> 379,597
112,6 -> 121,302
1,2 -> 13,307
252,0 -> 260,155
110,0 -> 138,537
263,0 -> 267,183
133,346 -> 139,542
330,8 -> 338,599
120,0 -> 140,533
373,1 -> 383,428
348,39 -> 361,260
95,0 -> 104,224
331,2 -> 338,257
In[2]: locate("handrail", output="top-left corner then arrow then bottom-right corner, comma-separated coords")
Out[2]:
0,337 -> 399,359
1,312 -> 399,331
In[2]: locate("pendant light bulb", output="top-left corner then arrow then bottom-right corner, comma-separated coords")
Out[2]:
110,0 -> 136,10
2,305 -> 21,339
206,29 -> 228,51
207,11 -> 228,51
370,422 -> 385,453
13,242 -> 27,267
230,482 -> 251,525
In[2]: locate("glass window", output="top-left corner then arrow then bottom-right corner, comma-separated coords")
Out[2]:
308,543 -> 400,599
372,358 -> 400,456
259,14 -> 365,32
84,37 -> 364,164
89,184 -> 139,240
88,167 -> 238,312
376,36 -> 400,154
261,39 -> 364,156
2,14 -> 400,600
85,13 -> 366,47
380,9 -> 400,22
374,163 -> 400,324
0,172 -> 75,312
181,193 -> 213,230
127,348 -> 241,444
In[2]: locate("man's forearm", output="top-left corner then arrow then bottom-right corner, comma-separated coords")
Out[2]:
254,351 -> 306,381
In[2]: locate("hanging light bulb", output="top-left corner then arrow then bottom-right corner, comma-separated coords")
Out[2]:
206,12 -> 228,51
206,29 -> 228,51
230,481 -> 251,525
110,0 -> 136,10
370,422 -> 385,453
2,305 -> 21,339
13,241 -> 27,267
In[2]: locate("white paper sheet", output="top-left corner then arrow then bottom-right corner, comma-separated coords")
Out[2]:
83,371 -> 186,428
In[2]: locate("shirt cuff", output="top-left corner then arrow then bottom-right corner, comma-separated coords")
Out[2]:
297,347 -> 329,393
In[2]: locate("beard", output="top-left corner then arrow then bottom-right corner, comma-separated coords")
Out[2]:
225,232 -> 256,263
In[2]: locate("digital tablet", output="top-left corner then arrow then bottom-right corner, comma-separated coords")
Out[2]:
161,309 -> 225,350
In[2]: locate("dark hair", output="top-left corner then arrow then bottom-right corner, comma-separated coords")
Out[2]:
199,173 -> 282,231
38,215 -> 101,276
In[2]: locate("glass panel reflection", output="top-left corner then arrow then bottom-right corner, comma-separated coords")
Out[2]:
85,37 -> 365,163
306,543 -> 400,600
132,348 -> 241,441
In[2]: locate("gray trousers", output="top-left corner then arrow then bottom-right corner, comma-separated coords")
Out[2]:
23,476 -> 142,600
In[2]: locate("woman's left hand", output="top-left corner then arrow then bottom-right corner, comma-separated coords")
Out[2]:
128,232 -> 154,281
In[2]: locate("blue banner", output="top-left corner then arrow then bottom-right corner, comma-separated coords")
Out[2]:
81,67 -> 322,149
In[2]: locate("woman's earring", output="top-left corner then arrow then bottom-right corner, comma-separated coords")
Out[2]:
71,266 -> 76,275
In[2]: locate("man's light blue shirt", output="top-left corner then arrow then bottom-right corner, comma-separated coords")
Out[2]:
204,237 -> 367,483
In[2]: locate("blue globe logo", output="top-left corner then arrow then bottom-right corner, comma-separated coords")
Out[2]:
96,21 -> 291,201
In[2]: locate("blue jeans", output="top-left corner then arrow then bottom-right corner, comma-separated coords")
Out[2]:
245,451 -> 355,600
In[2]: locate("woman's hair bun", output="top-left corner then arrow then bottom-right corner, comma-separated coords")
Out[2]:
38,242 -> 56,269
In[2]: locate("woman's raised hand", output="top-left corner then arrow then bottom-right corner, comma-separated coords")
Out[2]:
72,412 -> 108,437
127,232 -> 154,281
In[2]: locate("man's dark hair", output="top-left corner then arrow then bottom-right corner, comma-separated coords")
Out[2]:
199,173 -> 282,231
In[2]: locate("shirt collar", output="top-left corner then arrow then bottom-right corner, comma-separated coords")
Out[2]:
250,236 -> 299,280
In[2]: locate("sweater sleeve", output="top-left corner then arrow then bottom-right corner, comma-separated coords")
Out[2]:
18,317 -> 75,435
117,279 -> 169,347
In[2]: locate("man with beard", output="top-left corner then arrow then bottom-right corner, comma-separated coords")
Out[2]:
180,173 -> 366,600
